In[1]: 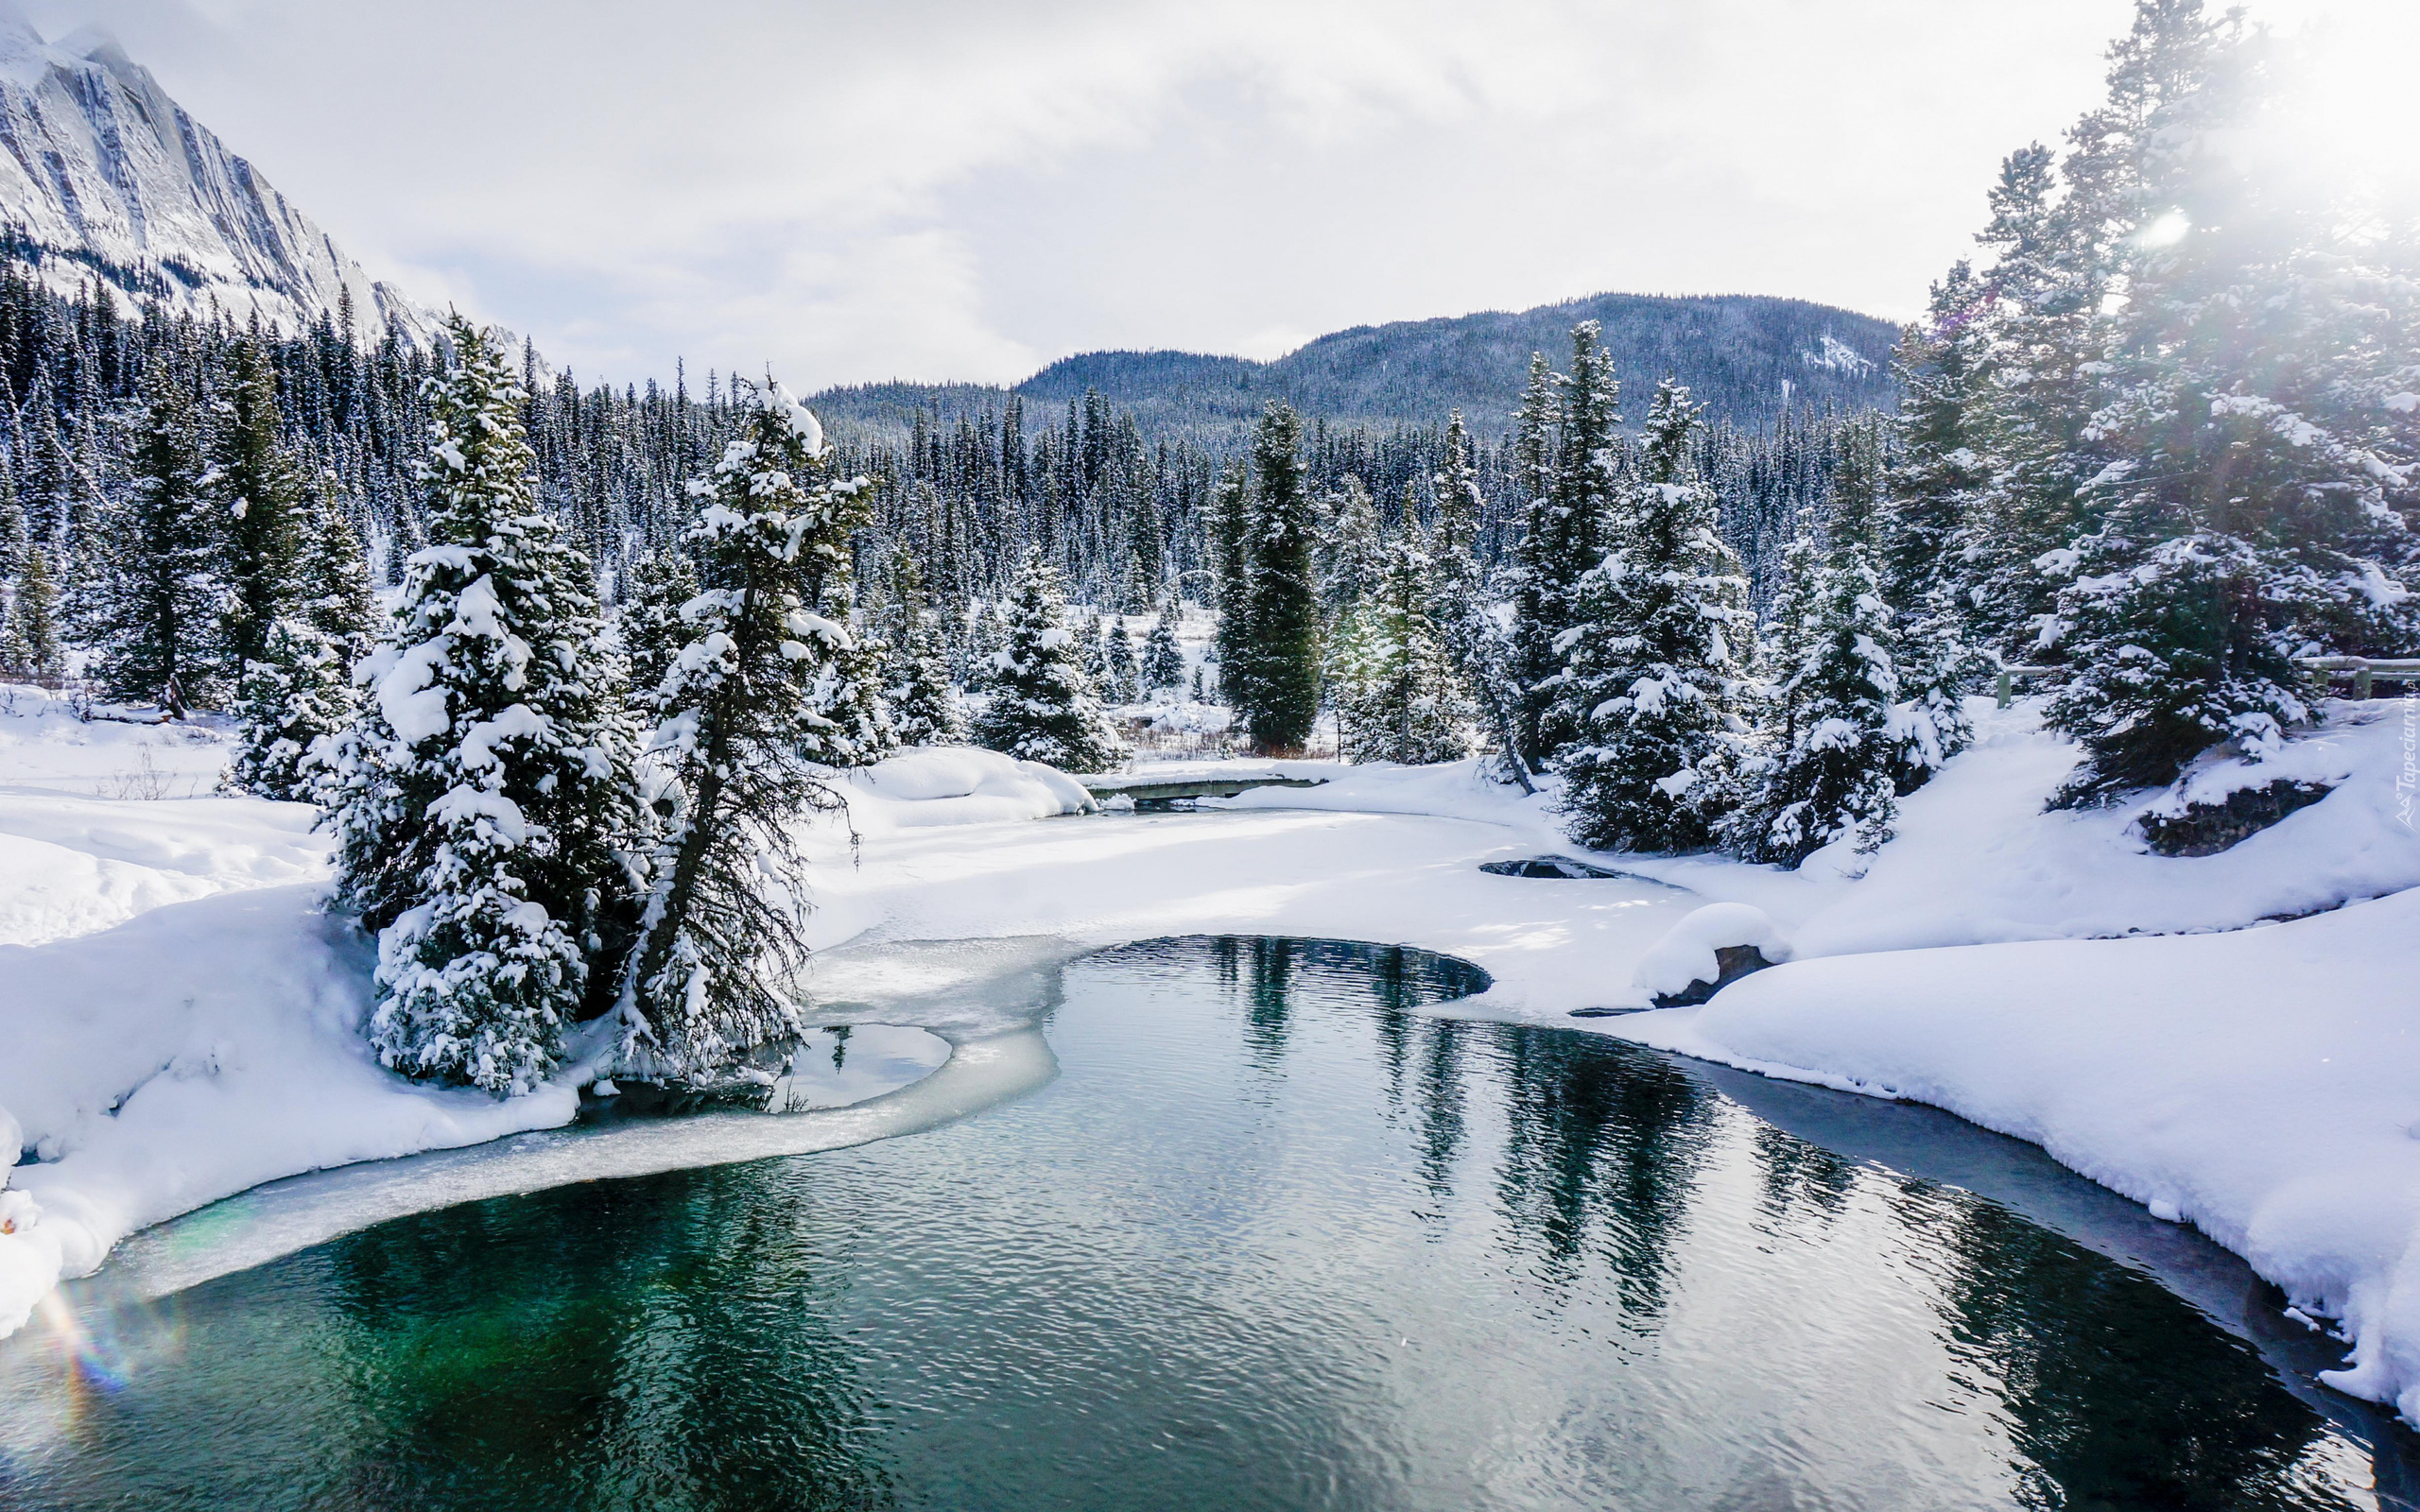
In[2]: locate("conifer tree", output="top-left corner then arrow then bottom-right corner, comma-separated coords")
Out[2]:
327,318 -> 639,1095
1140,596 -> 1184,694
1105,620 -> 1141,704
227,619 -> 354,801
1237,402 -> 1321,753
0,544 -> 61,680
93,362 -> 218,713
211,335 -> 306,683
1727,547 -> 1902,866
973,550 -> 1126,770
1332,524 -> 1476,765
617,548 -> 699,713
1320,475 -> 1385,610
1553,382 -> 1754,851
881,556 -> 966,746
1206,459 -> 1253,712
1428,409 -> 1534,789
615,381 -> 868,1082
1506,324 -> 1621,765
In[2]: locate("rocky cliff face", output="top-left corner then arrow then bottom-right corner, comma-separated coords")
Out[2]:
0,3 -> 424,341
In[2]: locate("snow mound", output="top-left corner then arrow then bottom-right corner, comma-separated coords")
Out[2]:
1616,885 -> 2420,1423
840,747 -> 1096,830
1632,902 -> 1792,997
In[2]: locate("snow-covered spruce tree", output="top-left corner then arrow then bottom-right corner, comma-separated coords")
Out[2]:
229,483 -> 377,799
92,361 -> 220,714
2040,504 -> 2316,805
1552,382 -> 1754,852
614,382 -> 872,1083
812,616 -> 900,767
1506,325 -> 1621,767
329,317 -> 640,1095
1140,595 -> 1184,694
0,544 -> 61,680
1727,547 -> 1902,866
973,550 -> 1126,771
1429,409 -> 1536,789
1332,524 -> 1476,765
1206,459 -> 1254,712
1320,474 -> 1385,612
228,618 -> 353,800
1112,622 -> 1144,703
2031,0 -> 2419,799
210,334 -> 306,686
1237,402 -> 1321,753
617,547 -> 699,713
881,556 -> 966,746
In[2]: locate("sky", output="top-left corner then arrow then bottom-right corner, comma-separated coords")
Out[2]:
19,0 -> 2417,391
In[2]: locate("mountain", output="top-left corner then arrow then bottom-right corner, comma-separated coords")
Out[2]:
0,5 -> 424,342
814,292 -> 1901,445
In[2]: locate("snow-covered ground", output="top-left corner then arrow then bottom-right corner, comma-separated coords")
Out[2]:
3,679 -> 2418,1425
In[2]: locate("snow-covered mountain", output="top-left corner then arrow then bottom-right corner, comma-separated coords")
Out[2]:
0,3 -> 425,341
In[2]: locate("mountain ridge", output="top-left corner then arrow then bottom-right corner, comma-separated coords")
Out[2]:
812,290 -> 1901,443
0,2 -> 427,344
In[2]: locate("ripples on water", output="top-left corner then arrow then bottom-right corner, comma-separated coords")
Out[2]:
0,936 -> 2410,1510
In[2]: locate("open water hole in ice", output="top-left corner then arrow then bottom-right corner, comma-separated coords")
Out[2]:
1,935 -> 2413,1510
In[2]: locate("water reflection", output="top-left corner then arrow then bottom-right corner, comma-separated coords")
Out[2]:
0,936 -> 2393,1511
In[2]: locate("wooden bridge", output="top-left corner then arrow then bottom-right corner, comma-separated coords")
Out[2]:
1079,772 -> 1331,811
1996,656 -> 2420,706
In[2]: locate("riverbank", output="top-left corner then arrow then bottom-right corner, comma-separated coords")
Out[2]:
2,683 -> 2416,1426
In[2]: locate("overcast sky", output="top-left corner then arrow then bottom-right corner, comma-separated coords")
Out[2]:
20,0 -> 2412,390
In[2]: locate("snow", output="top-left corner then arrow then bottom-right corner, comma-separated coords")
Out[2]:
1631,902 -> 1792,997
3,678 -> 2418,1427
1613,887 -> 2420,1419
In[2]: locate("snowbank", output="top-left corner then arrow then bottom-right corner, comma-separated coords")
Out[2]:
0,885 -> 577,1335
838,746 -> 1096,830
1631,902 -> 1791,998
1620,697 -> 2420,955
1614,886 -> 2420,1420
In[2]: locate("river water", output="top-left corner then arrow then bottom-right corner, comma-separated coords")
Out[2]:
0,935 -> 2410,1509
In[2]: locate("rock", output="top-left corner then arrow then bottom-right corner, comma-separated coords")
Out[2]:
2137,780 -> 2333,857
1479,855 -> 1625,879
1649,944 -> 1776,1008
1633,902 -> 1792,1008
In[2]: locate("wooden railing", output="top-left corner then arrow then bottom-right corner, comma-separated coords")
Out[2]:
1996,657 -> 2420,707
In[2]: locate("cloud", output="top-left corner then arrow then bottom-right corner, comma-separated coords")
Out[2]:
30,0 -> 2168,388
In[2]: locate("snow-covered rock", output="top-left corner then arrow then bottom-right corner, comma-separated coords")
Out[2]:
1632,902 -> 1791,1002
0,4 -> 426,340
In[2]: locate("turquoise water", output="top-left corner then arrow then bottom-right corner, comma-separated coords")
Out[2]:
0,936 -> 2408,1509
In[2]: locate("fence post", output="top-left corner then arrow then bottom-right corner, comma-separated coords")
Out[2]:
1996,669 -> 2014,709
2355,662 -> 2374,700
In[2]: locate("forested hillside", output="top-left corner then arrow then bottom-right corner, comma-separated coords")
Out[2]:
815,291 -> 1896,447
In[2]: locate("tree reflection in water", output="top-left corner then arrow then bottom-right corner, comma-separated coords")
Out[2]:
0,935 -> 2386,1512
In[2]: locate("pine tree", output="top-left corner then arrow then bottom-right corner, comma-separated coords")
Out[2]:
211,335 -> 306,684
1206,459 -> 1253,712
0,544 -> 61,680
2041,507 -> 2316,803
1552,382 -> 1754,852
1320,475 -> 1385,610
1428,409 -> 1534,789
1237,402 -> 1321,753
1727,546 -> 1902,866
617,548 -> 699,713
1140,596 -> 1184,694
1105,620 -> 1141,704
327,318 -> 640,1095
227,618 -> 353,801
1506,324 -> 1621,765
881,556 -> 966,746
1332,524 -> 1476,765
93,361 -> 219,713
973,550 -> 1126,771
615,381 -> 867,1083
